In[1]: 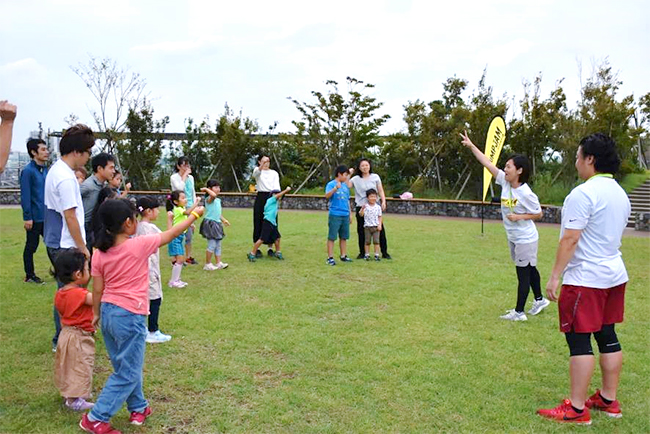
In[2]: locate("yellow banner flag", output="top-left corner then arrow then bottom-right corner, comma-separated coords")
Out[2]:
482,116 -> 506,202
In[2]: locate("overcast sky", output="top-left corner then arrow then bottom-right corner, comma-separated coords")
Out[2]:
1,0 -> 648,152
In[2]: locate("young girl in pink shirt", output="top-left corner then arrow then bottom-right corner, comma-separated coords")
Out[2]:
79,198 -> 203,434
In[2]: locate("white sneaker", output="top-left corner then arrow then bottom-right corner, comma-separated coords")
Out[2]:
203,264 -> 217,271
528,298 -> 551,315
156,330 -> 172,341
146,331 -> 171,343
500,309 -> 527,321
168,280 -> 186,288
216,262 -> 228,269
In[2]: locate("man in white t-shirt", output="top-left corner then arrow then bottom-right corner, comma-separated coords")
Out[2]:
44,124 -> 95,350
538,133 -> 631,425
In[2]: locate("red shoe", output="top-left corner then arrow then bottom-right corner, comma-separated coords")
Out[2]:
79,414 -> 122,434
586,389 -> 622,418
129,406 -> 152,425
537,399 -> 591,425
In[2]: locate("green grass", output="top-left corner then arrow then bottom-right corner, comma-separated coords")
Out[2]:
1,208 -> 648,433
619,170 -> 650,193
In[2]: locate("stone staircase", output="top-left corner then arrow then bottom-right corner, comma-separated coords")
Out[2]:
628,178 -> 650,228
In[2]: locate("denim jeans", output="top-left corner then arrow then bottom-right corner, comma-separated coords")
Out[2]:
89,303 -> 148,422
46,246 -> 65,346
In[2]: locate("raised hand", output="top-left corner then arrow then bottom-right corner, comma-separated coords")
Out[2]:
0,101 -> 17,122
459,130 -> 474,148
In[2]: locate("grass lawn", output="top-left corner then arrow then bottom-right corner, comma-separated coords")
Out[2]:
1,208 -> 648,434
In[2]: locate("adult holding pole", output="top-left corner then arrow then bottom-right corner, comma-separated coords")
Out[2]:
350,158 -> 391,259
538,134 -> 630,425
252,155 -> 281,258
170,156 -> 198,265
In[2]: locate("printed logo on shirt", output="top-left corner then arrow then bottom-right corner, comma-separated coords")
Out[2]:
501,197 -> 518,208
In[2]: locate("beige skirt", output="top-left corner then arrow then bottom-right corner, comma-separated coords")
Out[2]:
54,326 -> 95,398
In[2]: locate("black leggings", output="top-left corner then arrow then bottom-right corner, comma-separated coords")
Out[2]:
253,192 -> 274,244
355,206 -> 388,257
148,298 -> 161,332
515,265 -> 542,312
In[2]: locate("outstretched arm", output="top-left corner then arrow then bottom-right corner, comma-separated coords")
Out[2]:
160,206 -> 205,245
460,130 -> 499,178
274,186 -> 292,200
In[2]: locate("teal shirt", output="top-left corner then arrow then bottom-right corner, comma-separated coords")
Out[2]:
205,197 -> 222,222
185,176 -> 195,207
263,197 -> 278,226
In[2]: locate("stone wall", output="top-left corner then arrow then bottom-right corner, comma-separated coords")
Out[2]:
0,188 -> 564,224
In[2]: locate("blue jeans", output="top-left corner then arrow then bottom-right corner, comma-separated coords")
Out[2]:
89,303 -> 148,422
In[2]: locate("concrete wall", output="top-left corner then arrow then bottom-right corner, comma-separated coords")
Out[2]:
0,189 -> 564,224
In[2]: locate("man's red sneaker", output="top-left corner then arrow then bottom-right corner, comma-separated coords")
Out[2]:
79,414 -> 122,434
537,399 -> 592,425
586,389 -> 622,418
129,406 -> 152,425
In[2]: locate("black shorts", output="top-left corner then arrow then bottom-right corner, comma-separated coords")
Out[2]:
259,220 -> 280,244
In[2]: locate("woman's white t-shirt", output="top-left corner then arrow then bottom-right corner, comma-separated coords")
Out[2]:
350,173 -> 382,207
253,167 -> 280,192
495,170 -> 541,244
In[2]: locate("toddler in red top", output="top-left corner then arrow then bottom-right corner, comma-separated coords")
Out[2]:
52,248 -> 95,411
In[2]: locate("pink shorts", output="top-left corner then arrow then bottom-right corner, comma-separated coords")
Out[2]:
558,283 -> 626,333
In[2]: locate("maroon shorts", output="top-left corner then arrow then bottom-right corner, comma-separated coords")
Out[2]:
558,283 -> 626,333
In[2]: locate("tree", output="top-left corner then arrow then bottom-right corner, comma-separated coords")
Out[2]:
71,56 -> 148,154
577,60 -> 639,174
117,102 -> 169,190
209,104 -> 260,192
508,74 -> 570,177
289,77 -> 390,180
178,117 -> 215,187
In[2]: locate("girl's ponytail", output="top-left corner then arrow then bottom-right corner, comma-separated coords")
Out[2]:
166,190 -> 182,212
95,199 -> 137,252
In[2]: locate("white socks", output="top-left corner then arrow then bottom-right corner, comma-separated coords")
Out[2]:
170,262 -> 183,283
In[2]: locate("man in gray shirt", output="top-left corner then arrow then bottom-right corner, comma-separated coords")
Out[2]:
81,152 -> 115,249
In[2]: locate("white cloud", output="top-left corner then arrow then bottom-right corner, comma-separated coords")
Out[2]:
0,58 -> 48,82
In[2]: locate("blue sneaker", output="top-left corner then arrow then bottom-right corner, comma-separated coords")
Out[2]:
339,256 -> 353,263
326,257 -> 336,266
247,253 -> 256,262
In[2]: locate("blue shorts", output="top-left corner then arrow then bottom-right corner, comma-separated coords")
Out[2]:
328,214 -> 350,241
168,233 -> 185,257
